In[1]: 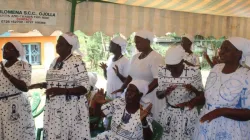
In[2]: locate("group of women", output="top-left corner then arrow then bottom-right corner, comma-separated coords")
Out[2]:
0,30 -> 250,140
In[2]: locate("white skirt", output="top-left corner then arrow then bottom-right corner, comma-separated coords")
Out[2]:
156,105 -> 198,140
0,93 -> 36,140
43,95 -> 91,140
142,88 -> 166,119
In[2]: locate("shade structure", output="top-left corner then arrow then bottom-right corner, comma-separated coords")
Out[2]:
75,2 -> 250,38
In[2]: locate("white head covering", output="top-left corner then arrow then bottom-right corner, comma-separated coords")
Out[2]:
61,32 -> 83,56
165,45 -> 185,65
111,36 -> 127,54
227,37 -> 250,67
88,72 -> 98,88
5,40 -> 27,62
127,80 -> 151,109
128,80 -> 149,95
182,34 -> 194,43
135,30 -> 154,44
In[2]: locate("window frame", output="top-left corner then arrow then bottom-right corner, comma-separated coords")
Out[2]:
22,43 -> 41,66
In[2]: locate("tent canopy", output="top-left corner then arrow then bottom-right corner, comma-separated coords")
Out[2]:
0,0 -> 250,38
75,2 -> 250,38
102,0 -> 250,18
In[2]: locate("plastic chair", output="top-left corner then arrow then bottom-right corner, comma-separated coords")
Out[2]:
31,92 -> 45,118
31,92 -> 41,113
36,128 -> 43,140
152,120 -> 163,140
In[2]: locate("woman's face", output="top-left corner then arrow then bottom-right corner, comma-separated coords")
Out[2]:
125,84 -> 141,104
219,40 -> 242,63
134,36 -> 150,52
109,41 -> 121,54
181,37 -> 192,52
166,60 -> 184,74
56,36 -> 72,56
2,42 -> 19,60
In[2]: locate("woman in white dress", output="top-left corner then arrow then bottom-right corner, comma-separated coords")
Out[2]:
29,33 -> 90,140
0,41 -> 35,140
182,37 -> 250,140
100,36 -> 129,99
113,30 -> 166,118
181,34 -> 200,67
94,80 -> 153,140
156,46 -> 203,140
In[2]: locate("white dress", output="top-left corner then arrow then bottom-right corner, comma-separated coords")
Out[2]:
94,98 -> 153,140
0,61 -> 35,140
193,64 -> 250,140
43,55 -> 91,140
128,51 -> 166,118
184,53 -> 200,66
157,64 -> 203,140
106,56 -> 129,99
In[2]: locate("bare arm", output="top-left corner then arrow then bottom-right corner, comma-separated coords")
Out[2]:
141,118 -> 153,140
7,76 -> 29,92
120,75 -> 132,90
116,73 -> 127,83
103,69 -> 107,80
204,55 -> 214,68
1,62 -> 29,92
46,86 -> 88,97
100,62 -> 107,80
147,79 -> 158,94
221,108 -> 250,121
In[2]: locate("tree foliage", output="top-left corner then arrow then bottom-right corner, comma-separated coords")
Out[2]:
74,30 -> 226,73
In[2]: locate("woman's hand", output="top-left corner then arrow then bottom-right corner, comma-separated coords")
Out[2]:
165,85 -> 178,95
156,85 -> 178,99
99,62 -> 107,70
45,88 -> 66,97
200,108 -> 227,123
140,103 -> 152,121
183,84 -> 195,91
93,88 -> 107,104
176,100 -> 197,110
1,62 -> 11,78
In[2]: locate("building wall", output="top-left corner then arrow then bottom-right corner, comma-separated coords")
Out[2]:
0,36 -> 57,68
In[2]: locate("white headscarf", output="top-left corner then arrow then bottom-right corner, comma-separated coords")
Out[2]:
165,45 -> 185,65
135,30 -> 154,44
6,40 -> 27,62
61,32 -> 83,56
129,80 -> 149,95
182,34 -> 194,43
111,36 -> 127,54
127,80 -> 151,109
227,37 -> 250,67
88,72 -> 98,88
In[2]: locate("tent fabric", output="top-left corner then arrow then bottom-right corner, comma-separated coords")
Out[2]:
75,2 -> 250,38
1,0 -> 250,38
102,0 -> 250,18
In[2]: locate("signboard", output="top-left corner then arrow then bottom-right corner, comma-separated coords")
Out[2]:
0,9 -> 57,25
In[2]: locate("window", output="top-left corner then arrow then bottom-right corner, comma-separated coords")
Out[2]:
23,43 -> 41,65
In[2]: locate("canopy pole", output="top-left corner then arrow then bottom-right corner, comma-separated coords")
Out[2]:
70,0 -> 77,32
